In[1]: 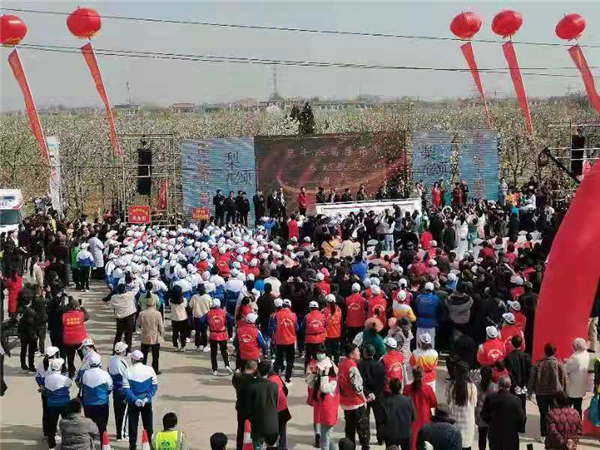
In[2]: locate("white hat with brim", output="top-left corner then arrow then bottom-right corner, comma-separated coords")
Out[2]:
486,326 -> 499,339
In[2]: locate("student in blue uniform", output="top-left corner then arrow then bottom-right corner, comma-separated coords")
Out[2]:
81,352 -> 113,439
44,358 -> 73,449
109,342 -> 130,441
35,346 -> 60,438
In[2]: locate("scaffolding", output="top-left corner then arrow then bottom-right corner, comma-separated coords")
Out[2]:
546,121 -> 600,173
117,133 -> 182,224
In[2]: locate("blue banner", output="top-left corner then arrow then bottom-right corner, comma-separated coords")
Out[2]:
411,131 -> 452,199
458,130 -> 499,201
181,138 -> 256,222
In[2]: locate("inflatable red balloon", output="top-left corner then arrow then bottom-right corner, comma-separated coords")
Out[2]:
555,14 -> 587,41
492,10 -> 523,38
450,11 -> 482,40
67,7 -> 102,39
0,14 -> 27,46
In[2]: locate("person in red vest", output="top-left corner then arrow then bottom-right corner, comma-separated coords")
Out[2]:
381,337 -> 405,395
266,362 -> 292,450
306,345 -> 340,449
507,300 -> 526,333
303,301 -> 326,372
288,214 -> 300,241
477,326 -> 506,368
62,298 -> 90,378
500,313 -> 525,354
200,299 -> 235,376
216,258 -> 231,279
324,295 -> 342,365
338,343 -> 369,449
298,186 -> 309,216
346,283 -> 367,345
273,299 -> 298,384
316,272 -> 331,296
195,251 -> 209,274
368,286 -> 387,326
234,313 -> 267,370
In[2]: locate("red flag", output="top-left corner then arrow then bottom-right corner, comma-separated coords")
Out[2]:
502,42 -> 534,134
158,180 -> 168,210
460,42 -> 492,127
80,43 -> 122,157
7,49 -> 49,162
568,45 -> 600,115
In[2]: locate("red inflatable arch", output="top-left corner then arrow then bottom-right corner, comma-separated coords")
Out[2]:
533,162 -> 600,361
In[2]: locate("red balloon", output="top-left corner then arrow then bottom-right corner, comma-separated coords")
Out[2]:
555,14 -> 587,41
67,7 -> 102,39
492,10 -> 523,38
0,14 -> 27,46
450,11 -> 482,40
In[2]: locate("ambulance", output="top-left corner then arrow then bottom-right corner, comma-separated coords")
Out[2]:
0,189 -> 24,235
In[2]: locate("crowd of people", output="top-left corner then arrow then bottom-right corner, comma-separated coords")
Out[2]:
0,176 -> 596,450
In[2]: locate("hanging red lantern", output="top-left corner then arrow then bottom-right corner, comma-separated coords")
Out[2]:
555,14 -> 587,41
450,11 -> 482,40
0,15 -> 28,46
492,10 -> 523,38
67,7 -> 102,39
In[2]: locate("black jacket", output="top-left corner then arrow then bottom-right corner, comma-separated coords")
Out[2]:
382,394 -> 415,444
417,417 -> 462,450
232,372 -> 256,412
504,349 -> 532,389
241,377 -> 279,439
481,389 -> 526,450
253,195 -> 265,216
358,359 -> 386,398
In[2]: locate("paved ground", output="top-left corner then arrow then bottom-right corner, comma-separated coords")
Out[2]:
2,280 -> 600,449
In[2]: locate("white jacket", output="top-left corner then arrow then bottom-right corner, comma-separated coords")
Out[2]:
565,350 -> 590,398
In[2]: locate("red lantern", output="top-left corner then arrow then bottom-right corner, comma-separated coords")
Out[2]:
67,7 -> 102,39
492,10 -> 523,38
0,15 -> 27,46
555,14 -> 587,41
450,11 -> 482,40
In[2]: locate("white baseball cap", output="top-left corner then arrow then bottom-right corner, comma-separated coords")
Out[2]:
212,299 -> 221,308
352,283 -> 361,292
45,346 -> 60,358
131,350 -> 144,361
283,299 -> 292,307
419,333 -> 432,345
502,312 -> 515,324
384,337 -> 398,349
309,301 -> 319,308
507,300 -> 522,312
326,294 -> 336,303
486,326 -> 499,339
424,282 -> 434,291
274,299 -> 283,308
246,313 -> 258,324
114,342 -> 128,354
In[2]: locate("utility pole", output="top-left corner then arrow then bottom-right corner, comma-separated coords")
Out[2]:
126,81 -> 133,105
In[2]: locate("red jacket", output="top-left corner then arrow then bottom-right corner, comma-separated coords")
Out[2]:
275,309 -> 297,345
216,260 -> 231,278
195,260 -> 209,273
345,293 -> 366,328
324,307 -> 342,339
382,350 -> 405,394
304,310 -> 326,344
288,220 -> 299,240
298,192 -> 308,209
208,308 -> 228,341
477,338 -> 506,367
317,281 -> 331,295
62,310 -> 87,346
5,275 -> 23,314
268,374 -> 288,412
368,295 -> 387,324
338,359 -> 365,408
500,325 -> 525,353
237,322 -> 262,360
513,311 -> 526,333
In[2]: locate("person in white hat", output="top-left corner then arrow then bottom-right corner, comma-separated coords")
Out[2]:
123,350 -> 158,450
189,285 -> 213,352
108,342 -> 130,441
272,299 -> 298,384
75,338 -> 99,385
44,357 -> 73,449
345,283 -> 367,344
500,313 -> 525,354
302,301 -> 327,371
199,299 -> 235,376
77,243 -> 95,291
507,300 -> 526,333
409,332 -> 439,391
324,294 -> 342,365
477,326 -> 506,368
35,346 -> 61,438
81,353 -> 113,438
233,313 -> 267,370
414,282 -> 441,349
381,337 -> 405,394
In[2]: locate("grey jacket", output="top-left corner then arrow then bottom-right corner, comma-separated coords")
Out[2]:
59,413 -> 99,450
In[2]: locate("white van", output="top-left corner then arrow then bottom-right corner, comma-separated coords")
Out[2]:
0,189 -> 24,235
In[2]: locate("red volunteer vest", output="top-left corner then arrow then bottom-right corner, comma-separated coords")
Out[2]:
268,374 -> 288,412
368,295 -> 387,324
208,308 -> 228,341
477,338 -> 506,367
500,325 -> 525,353
305,311 -> 326,344
237,323 -> 261,360
313,374 -> 340,427
338,359 -> 364,407
62,310 -> 87,346
217,260 -> 231,278
275,309 -> 297,345
345,294 -> 366,328
317,281 -> 331,295
195,260 -> 209,273
382,350 -> 405,394
324,307 -> 342,339
513,311 -> 526,333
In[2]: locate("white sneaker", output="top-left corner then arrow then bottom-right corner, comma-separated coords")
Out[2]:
174,346 -> 180,352
20,368 -> 29,374
226,366 -> 234,375
198,345 -> 205,352
180,347 -> 186,353
212,370 -> 218,376
203,346 -> 211,353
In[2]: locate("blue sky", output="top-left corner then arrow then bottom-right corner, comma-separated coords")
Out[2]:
1,1 -> 599,109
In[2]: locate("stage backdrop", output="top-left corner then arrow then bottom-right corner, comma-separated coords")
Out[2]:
458,130 -> 499,201
181,138 -> 256,222
255,133 -> 407,212
412,131 -> 453,200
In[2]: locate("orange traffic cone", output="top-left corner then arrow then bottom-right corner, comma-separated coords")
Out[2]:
102,432 -> 111,450
141,429 -> 151,450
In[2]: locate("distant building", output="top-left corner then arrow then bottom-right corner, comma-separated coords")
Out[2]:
114,104 -> 141,115
172,103 -> 196,113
